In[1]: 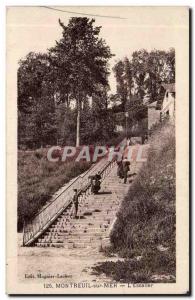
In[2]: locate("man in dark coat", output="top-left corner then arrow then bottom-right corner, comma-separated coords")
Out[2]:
73,189 -> 79,217
117,160 -> 124,178
122,158 -> 130,184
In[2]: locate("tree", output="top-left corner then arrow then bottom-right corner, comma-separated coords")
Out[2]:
164,48 -> 175,83
49,17 -> 113,146
113,60 -> 127,110
124,57 -> 133,101
18,52 -> 57,148
113,48 -> 175,105
131,49 -> 149,100
55,103 -> 77,146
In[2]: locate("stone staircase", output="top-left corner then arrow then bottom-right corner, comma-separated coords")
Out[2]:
35,162 -> 141,249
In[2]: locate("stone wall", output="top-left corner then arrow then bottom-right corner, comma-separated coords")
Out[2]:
148,107 -> 161,130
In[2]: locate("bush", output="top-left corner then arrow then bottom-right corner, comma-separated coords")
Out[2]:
34,148 -> 44,159
92,248 -> 175,283
96,121 -> 176,282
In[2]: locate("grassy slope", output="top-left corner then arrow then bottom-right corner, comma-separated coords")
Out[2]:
17,135 -> 126,231
18,150 -> 90,230
93,122 -> 176,283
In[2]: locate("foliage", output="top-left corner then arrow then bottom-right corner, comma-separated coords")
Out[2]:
79,90 -> 116,145
111,122 -> 175,250
56,104 -> 77,145
49,17 -> 114,146
18,52 -> 57,148
94,122 -> 176,282
112,48 -> 175,105
18,18 -> 114,149
17,150 -> 90,230
92,250 -> 176,283
50,18 -> 113,100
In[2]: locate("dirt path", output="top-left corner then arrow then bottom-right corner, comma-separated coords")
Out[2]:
18,233 -> 124,284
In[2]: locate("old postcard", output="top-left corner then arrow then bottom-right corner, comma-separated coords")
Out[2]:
6,6 -> 189,295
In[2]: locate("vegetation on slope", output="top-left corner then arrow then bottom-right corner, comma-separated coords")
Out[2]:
93,122 -> 176,283
18,150 -> 90,230
17,130 -> 128,231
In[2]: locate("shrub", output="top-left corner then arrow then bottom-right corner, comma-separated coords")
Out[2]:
34,148 -> 44,159
96,121 -> 176,282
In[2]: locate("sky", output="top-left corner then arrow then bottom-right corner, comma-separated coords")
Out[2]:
7,6 -> 186,93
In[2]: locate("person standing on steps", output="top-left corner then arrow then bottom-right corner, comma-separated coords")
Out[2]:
122,157 -> 130,184
127,137 -> 131,146
73,189 -> 79,218
117,160 -> 124,179
95,172 -> 101,182
90,172 -> 102,194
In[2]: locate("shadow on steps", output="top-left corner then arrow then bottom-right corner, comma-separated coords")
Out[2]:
95,191 -> 112,195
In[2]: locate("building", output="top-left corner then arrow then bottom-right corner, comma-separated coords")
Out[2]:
159,83 -> 175,119
148,83 -> 175,130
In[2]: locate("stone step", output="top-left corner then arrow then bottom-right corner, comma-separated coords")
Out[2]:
78,200 -> 119,204
54,222 -> 110,228
43,232 -> 104,241
45,234 -> 104,242
68,230 -> 106,236
53,222 -> 113,230
36,239 -> 104,248
47,226 -> 108,234
45,228 -> 107,236
65,237 -> 102,243
36,238 -> 104,248
78,202 -> 119,207
80,204 -> 119,208
38,238 -> 64,243
71,242 -> 102,249
67,210 -> 118,216
69,226 -> 109,232
54,222 -> 109,229
48,228 -> 69,233
60,213 -> 114,218
55,213 -> 116,223
35,242 -> 64,248
55,217 -> 113,226
50,223 -> 107,231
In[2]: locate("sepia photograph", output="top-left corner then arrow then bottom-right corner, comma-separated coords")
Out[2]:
6,6 -> 189,295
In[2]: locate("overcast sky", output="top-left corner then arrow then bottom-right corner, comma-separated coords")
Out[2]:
7,6 -> 187,93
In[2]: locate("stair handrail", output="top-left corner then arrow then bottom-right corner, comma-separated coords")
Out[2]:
23,157 -> 111,245
33,163 -> 96,218
23,139 -> 127,246
23,160 -> 105,245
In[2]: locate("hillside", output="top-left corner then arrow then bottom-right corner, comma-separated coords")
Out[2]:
18,150 -> 90,230
93,122 -> 176,283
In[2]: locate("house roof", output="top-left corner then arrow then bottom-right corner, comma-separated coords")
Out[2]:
148,101 -> 157,108
162,83 -> 175,93
155,83 -> 175,110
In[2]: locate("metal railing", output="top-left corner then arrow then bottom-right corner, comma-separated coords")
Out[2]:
61,159 -> 116,237
22,141 -> 126,246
